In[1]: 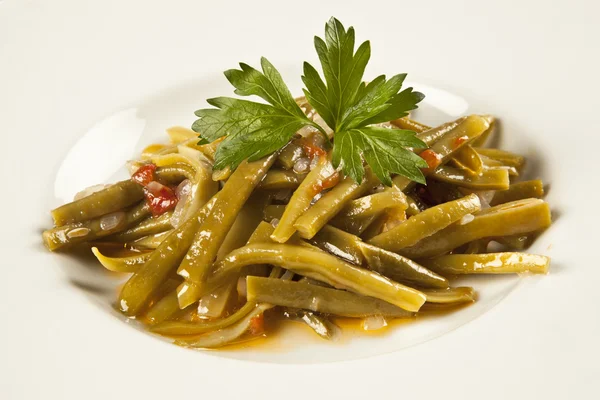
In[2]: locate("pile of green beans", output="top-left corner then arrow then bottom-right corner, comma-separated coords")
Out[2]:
43,113 -> 552,349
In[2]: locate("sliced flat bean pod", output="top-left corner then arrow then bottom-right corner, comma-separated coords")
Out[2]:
155,163 -> 196,183
422,287 -> 476,304
43,202 -> 150,251
391,117 -> 430,133
277,141 -> 304,169
420,253 -> 550,274
210,244 -> 426,312
450,145 -> 484,175
294,170 -> 376,239
334,185 -> 407,220
117,196 -> 218,316
145,291 -> 183,325
246,277 -> 414,318
400,199 -> 552,259
330,213 -> 378,236
263,205 -> 286,222
496,234 -> 534,250
469,115 -> 496,147
51,180 -> 144,226
130,231 -> 171,249
271,156 -> 336,243
91,247 -> 152,273
282,309 -> 339,340
490,179 -> 544,206
258,170 -> 305,190
359,243 -> 449,289
474,147 -> 525,170
310,225 -> 365,265
368,193 -> 481,251
431,165 -> 510,190
110,211 -> 174,243
177,155 -> 277,286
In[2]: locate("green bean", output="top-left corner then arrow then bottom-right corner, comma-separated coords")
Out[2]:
368,193 -> 481,251
480,156 -> 519,176
334,186 -> 407,220
176,303 -> 272,348
450,145 -> 483,175
43,202 -> 150,251
51,180 -> 144,226
400,199 -> 552,259
490,180 -> 544,206
295,171 -> 375,239
391,117 -> 430,133
495,234 -> 533,250
271,156 -> 336,243
263,205 -> 286,222
309,225 -> 365,265
130,231 -> 171,249
422,287 -> 476,304
246,277 -> 414,317
282,309 -> 339,340
359,243 -> 449,289
474,147 -> 525,170
177,155 -> 277,287
469,116 -> 496,147
91,247 -> 152,273
196,283 -> 237,319
330,213 -> 378,236
258,170 -> 305,190
420,253 -> 550,274
117,196 -> 218,316
155,163 -> 196,184
405,194 -> 425,216
277,141 -> 304,169
431,165 -> 510,190
210,244 -> 426,312
359,211 -> 393,240
110,211 -> 174,243
463,239 -> 490,254
393,115 -> 489,190
151,301 -> 258,336
145,291 -> 183,325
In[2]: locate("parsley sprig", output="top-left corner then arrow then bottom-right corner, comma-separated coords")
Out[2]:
193,17 -> 427,185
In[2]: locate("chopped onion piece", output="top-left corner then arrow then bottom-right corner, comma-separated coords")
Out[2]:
170,179 -> 192,228
237,277 -> 247,298
459,214 -> 475,225
293,157 -> 311,174
99,212 -> 126,231
362,315 -> 388,331
270,218 -> 280,227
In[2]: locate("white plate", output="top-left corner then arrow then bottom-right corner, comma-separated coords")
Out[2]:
1,0 -> 599,398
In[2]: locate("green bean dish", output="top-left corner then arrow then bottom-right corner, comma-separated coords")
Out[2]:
43,18 -> 551,349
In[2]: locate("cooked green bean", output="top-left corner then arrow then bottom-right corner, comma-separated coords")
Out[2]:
151,301 -> 258,336
43,202 -> 150,251
474,147 -> 525,170
490,179 -> 544,206
405,194 -> 425,216
294,171 -> 376,239
393,115 -> 489,190
176,303 -> 272,348
271,156 -> 336,243
155,163 -> 196,183
247,277 -> 413,318
496,234 -> 534,250
277,141 -> 304,169
258,170 -> 305,190
368,193 -> 481,251
334,185 -> 407,220
209,244 -> 426,312
51,180 -> 144,226
130,231 -> 171,249
431,165 -> 510,190
91,247 -> 152,273
282,309 -> 339,340
420,253 -> 550,274
309,225 -> 365,265
480,155 -> 519,176
145,291 -> 183,324
110,211 -> 174,243
400,199 -> 552,259
391,117 -> 430,133
331,213 -> 378,236
469,116 -> 496,147
359,243 -> 449,289
177,155 -> 277,288
423,287 -> 476,304
117,196 -> 218,316
450,145 -> 483,175
263,205 -> 286,222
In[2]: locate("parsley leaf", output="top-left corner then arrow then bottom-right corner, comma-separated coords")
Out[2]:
333,127 -> 428,186
303,17 -> 426,185
192,57 -> 321,170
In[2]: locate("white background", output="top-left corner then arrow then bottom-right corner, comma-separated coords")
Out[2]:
1,0 -> 599,399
